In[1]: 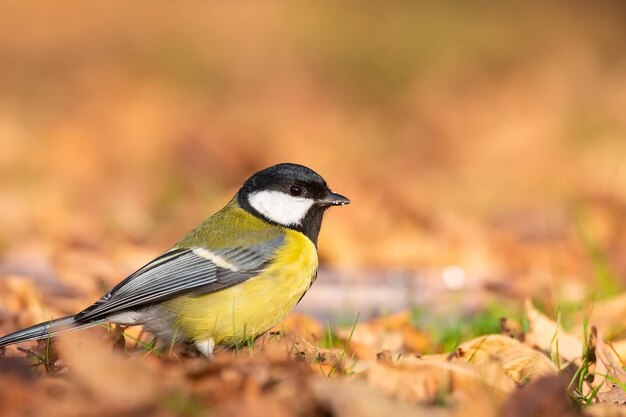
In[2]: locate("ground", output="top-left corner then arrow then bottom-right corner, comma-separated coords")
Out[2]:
1,1 -> 626,416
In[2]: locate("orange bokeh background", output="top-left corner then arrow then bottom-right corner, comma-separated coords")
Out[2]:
1,1 -> 626,307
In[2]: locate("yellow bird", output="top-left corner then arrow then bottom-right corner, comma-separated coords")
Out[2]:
0,163 -> 350,357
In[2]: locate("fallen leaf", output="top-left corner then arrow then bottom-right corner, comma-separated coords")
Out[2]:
287,337 -> 347,376
368,355 -> 513,417
312,378 -> 454,417
215,396 -> 294,417
453,334 -> 557,383
272,313 -> 324,340
335,311 -> 430,360
593,327 -> 626,398
501,317 -> 524,341
597,386 -> 626,405
525,299 -> 583,363
585,404 -> 626,417
586,294 -> 626,335
336,322 -> 404,360
57,331 -> 161,413
500,374 -> 581,417
611,339 -> 626,361
0,276 -> 50,326
187,355 -> 319,417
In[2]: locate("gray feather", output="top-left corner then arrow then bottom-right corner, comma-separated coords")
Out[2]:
74,236 -> 285,323
0,235 -> 287,348
0,315 -> 97,347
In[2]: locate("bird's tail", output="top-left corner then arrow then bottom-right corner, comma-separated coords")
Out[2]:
0,315 -> 98,347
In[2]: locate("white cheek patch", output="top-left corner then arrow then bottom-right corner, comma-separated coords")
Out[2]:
248,190 -> 314,226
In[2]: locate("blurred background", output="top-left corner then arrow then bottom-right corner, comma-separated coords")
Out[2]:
1,0 -> 626,326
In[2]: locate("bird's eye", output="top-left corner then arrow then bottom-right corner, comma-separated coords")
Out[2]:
289,185 -> 304,197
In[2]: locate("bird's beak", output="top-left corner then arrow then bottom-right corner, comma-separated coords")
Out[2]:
317,191 -> 351,207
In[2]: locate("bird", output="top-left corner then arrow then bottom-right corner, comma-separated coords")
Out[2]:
0,163 -> 350,357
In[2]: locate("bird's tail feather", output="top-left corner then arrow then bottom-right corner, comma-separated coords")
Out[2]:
0,315 -> 98,347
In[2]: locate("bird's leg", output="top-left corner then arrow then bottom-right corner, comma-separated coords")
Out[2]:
195,338 -> 215,359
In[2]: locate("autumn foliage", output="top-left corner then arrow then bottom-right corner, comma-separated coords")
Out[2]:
2,1 -> 626,416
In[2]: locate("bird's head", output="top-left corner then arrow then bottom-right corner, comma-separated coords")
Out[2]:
238,163 -> 350,244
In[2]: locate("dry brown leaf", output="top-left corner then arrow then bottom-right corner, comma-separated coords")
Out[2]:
368,355 -> 513,417
500,374 -> 581,417
215,396 -> 295,417
597,386 -> 626,406
370,311 -> 414,331
586,404 -> 626,417
336,323 -> 404,360
586,294 -> 626,335
57,331 -> 161,413
0,353 -> 119,417
501,317 -> 524,341
0,359 -> 34,413
596,336 -> 626,384
403,327 -> 431,353
335,311 -> 430,360
593,328 -> 626,398
525,299 -> 583,362
368,359 -> 448,403
312,379 -> 453,417
187,355 -> 320,417
0,277 -> 50,326
287,337 -> 348,376
272,313 -> 324,340
611,339 -> 626,362
453,334 -> 557,383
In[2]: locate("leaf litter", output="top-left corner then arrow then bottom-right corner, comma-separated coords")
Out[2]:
1,296 -> 626,417
1,3 -> 626,416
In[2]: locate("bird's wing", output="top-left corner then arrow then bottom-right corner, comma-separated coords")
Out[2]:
73,236 -> 284,323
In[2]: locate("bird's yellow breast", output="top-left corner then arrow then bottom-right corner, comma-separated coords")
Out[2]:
163,229 -> 318,345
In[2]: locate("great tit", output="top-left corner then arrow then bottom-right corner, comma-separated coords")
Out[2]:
0,163 -> 350,357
